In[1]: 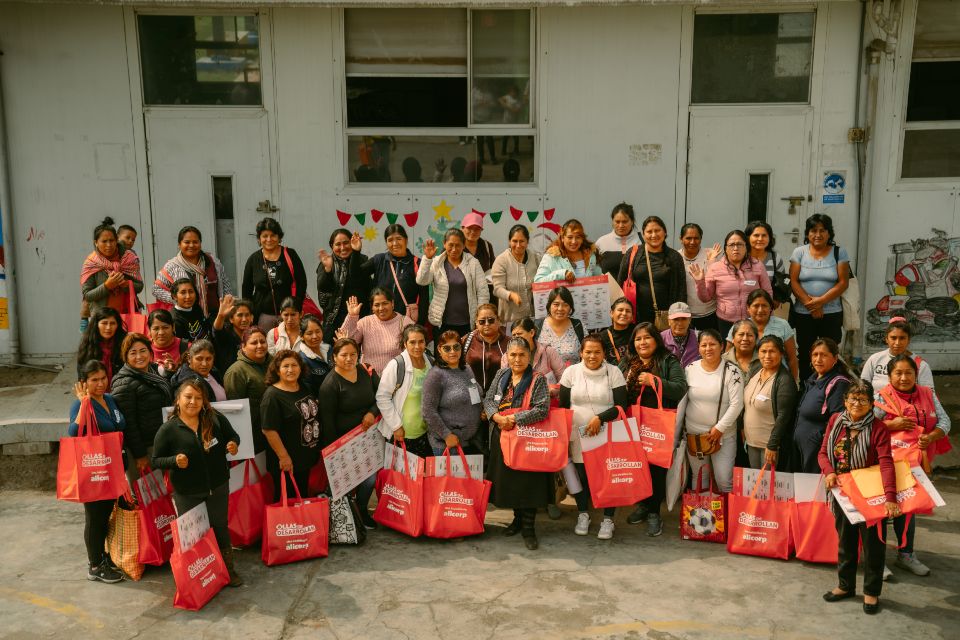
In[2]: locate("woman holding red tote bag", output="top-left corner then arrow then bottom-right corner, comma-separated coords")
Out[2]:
62,360 -> 127,584
819,379 -> 898,615
485,338 -> 554,550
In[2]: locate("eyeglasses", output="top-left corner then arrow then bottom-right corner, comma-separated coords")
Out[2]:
726,242 -> 746,249
845,397 -> 871,406
477,317 -> 497,325
440,344 -> 462,353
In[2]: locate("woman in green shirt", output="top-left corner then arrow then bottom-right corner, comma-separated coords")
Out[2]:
375,324 -> 433,458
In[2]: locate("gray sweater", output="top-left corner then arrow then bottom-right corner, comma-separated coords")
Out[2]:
421,365 -> 484,450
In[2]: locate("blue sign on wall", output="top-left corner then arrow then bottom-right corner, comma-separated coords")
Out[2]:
823,171 -> 846,204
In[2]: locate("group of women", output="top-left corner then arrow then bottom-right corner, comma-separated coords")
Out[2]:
71,211 -> 950,616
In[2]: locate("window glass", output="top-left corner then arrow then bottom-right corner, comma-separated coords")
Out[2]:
472,10 -> 531,125
691,13 -> 814,104
139,15 -> 261,106
913,0 -> 960,59
348,135 -> 534,183
345,9 -> 467,75
902,130 -> 960,178
906,61 -> 960,122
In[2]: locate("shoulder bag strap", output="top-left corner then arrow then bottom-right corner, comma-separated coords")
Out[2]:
262,251 -> 278,315
606,329 -> 621,363
282,247 -> 297,299
389,260 -> 411,307
715,363 -> 727,425
644,248 -> 659,312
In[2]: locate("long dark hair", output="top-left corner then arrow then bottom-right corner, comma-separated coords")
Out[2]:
810,337 -> 854,379
78,307 -> 126,370
173,378 -> 216,446
626,322 -> 669,361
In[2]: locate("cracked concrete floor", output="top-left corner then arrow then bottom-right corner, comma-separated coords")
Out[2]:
0,479 -> 958,640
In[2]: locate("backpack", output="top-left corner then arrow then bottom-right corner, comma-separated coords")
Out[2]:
389,353 -> 433,398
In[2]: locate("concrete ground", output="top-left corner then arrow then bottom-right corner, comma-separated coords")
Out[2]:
0,476 -> 957,640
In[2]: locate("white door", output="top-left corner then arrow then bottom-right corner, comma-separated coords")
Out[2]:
145,109 -> 274,286
685,107 -> 813,253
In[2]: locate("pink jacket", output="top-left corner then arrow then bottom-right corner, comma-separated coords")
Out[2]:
695,257 -> 772,322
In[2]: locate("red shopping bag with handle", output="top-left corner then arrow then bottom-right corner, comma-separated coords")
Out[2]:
228,458 -> 274,547
727,464 -> 793,560
790,475 -> 837,564
629,376 -> 677,469
134,469 -> 176,565
57,398 -> 126,503
373,440 -> 424,537
262,472 -> 330,566
581,408 -> 653,509
622,245 -> 640,311
308,458 -> 329,496
170,515 -> 228,611
681,465 -> 727,543
839,460 -> 935,525
500,375 -> 571,472
422,446 -> 491,539
121,281 -> 148,334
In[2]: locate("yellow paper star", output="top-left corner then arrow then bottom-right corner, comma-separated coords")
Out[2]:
433,199 -> 453,221
364,226 -> 378,241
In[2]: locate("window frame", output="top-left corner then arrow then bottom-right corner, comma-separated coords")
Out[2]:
896,0 -> 960,184
337,7 -> 540,190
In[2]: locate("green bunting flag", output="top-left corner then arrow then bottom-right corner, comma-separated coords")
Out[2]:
489,211 -> 503,224
386,213 -> 399,224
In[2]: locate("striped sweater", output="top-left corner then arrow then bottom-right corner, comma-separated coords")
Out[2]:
340,312 -> 412,375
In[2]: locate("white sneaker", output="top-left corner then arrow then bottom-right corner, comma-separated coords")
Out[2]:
882,565 -> 893,581
574,512 -> 590,536
598,518 -> 615,540
896,552 -> 931,576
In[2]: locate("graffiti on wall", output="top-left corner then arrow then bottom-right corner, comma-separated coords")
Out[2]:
866,228 -> 960,346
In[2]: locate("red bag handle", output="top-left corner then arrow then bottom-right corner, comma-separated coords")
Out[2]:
127,280 -> 138,315
637,375 -> 665,411
440,444 -> 473,481
136,467 -> 160,503
517,372 -> 542,410
279,470 -> 304,507
76,397 -> 102,437
389,438 -> 413,480
605,406 -> 632,444
243,458 -> 264,489
748,463 -> 776,502
694,464 -> 720,497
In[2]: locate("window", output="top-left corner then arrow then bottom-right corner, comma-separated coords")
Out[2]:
344,9 -> 535,184
901,0 -> 960,179
139,15 -> 261,106
691,12 -> 814,104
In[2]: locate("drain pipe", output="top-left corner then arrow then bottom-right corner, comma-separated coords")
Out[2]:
0,49 -> 22,364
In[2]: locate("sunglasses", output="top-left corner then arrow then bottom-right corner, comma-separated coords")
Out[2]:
477,317 -> 497,325
440,344 -> 462,353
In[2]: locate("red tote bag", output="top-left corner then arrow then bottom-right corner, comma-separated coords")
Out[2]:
839,461 -> 935,525
790,474 -> 837,564
57,398 -> 127,503
134,470 -> 176,566
170,524 -> 229,611
622,245 -> 639,311
680,466 -> 727,544
499,377 -> 572,472
262,472 -> 330,566
581,408 -> 653,509
228,459 -> 274,547
308,458 -> 329,496
121,282 -> 149,334
373,440 -> 424,537
727,464 -> 793,560
629,377 -> 677,469
422,446 -> 491,539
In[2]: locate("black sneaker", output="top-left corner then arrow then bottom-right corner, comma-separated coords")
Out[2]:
626,504 -> 649,525
88,559 -> 123,584
361,512 -> 379,530
646,512 -> 663,537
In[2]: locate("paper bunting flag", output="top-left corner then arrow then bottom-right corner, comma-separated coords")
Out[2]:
471,208 -> 486,217
336,210 -> 351,226
544,208 -> 556,221
510,206 -> 523,221
489,211 -> 503,224
526,211 -> 538,222
371,209 -> 385,223
354,213 -> 366,225
386,213 -> 398,224
404,211 -> 419,227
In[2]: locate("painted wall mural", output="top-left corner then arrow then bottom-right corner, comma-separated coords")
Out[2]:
866,228 -> 960,346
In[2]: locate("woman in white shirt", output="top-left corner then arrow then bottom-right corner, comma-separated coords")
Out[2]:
267,297 -> 303,355
559,334 -> 628,540
678,223 -> 721,331
676,329 -> 745,493
375,324 -> 433,459
861,317 -> 934,393
595,202 -> 641,275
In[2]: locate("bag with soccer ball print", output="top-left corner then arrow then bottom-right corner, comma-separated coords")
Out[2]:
680,465 -> 727,543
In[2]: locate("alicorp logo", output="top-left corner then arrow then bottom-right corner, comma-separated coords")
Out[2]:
382,484 -> 411,504
81,453 -> 112,467
188,554 -> 215,578
275,523 -> 318,537
737,512 -> 779,529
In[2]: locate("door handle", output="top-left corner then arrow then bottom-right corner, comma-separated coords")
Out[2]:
257,199 -> 279,214
784,227 -> 801,243
780,196 -> 805,216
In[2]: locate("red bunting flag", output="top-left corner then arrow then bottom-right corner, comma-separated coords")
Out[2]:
510,206 -> 523,221
336,210 -> 351,226
371,209 -> 385,223
404,211 -> 419,227
544,208 -> 556,221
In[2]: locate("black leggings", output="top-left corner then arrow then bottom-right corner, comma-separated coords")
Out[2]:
642,464 -> 667,514
573,463 -> 615,518
792,309 -> 843,381
84,499 -> 116,566
512,508 -> 537,535
173,482 -> 231,550
271,466 -> 311,504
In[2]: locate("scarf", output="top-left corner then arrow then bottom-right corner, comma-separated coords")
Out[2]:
100,340 -> 115,383
80,249 -> 141,285
499,365 -> 534,409
172,252 -> 212,315
826,410 -> 874,472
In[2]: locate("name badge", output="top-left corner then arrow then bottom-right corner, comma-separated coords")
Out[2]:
207,437 -> 219,449
756,394 -> 770,402
468,385 -> 482,405
744,279 -> 757,286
